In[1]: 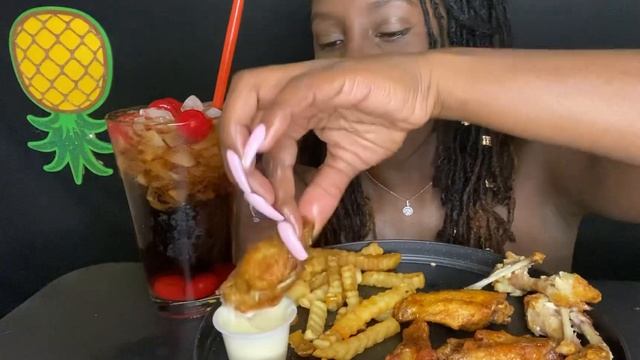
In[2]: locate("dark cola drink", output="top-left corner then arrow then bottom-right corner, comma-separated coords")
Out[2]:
107,102 -> 234,318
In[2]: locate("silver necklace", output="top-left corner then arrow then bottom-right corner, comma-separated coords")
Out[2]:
365,171 -> 433,217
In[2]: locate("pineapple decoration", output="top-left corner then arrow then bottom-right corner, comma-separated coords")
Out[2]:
9,6 -> 114,184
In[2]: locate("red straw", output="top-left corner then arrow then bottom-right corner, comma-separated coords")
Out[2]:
212,0 -> 245,109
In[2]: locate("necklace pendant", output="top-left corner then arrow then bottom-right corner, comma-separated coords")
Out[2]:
402,201 -> 414,217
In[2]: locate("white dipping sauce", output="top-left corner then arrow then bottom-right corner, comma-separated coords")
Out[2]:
213,298 -> 296,360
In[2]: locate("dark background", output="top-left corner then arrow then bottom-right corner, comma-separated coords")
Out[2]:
1,0 -> 639,318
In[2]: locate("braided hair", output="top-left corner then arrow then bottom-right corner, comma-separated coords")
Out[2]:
306,0 -> 516,253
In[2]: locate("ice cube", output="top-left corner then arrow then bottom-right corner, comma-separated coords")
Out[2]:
167,149 -> 196,167
160,131 -> 185,148
141,108 -> 174,121
135,174 -> 149,186
168,188 -> 189,203
133,116 -> 146,134
181,95 -> 204,112
141,130 -> 167,149
204,107 -> 222,119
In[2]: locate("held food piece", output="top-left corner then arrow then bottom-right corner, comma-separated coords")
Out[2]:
385,321 -> 437,360
436,330 -> 561,360
393,289 -> 514,331
220,224 -> 314,313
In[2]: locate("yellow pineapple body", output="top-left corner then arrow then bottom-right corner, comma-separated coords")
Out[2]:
11,9 -> 108,113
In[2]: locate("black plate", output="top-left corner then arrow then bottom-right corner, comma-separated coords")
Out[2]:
194,240 -> 630,359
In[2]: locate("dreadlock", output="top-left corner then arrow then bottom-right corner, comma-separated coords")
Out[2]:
306,0 -> 516,252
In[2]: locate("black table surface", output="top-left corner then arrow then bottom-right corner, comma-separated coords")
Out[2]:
0,263 -> 638,360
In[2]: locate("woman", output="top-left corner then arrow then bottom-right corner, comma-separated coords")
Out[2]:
226,0 -> 640,272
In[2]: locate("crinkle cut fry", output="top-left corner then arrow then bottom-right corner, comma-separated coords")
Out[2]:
299,284 -> 329,309
287,279 -> 311,302
305,300 -> 328,340
289,330 -> 315,357
309,248 -> 401,271
361,271 -> 425,290
359,242 -> 384,256
326,256 -> 344,311
313,318 -> 400,360
341,265 -> 360,308
330,284 -> 414,339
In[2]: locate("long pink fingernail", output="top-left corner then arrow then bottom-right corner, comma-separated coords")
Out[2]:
242,124 -> 266,169
277,221 -> 308,261
226,150 -> 251,193
244,192 -> 285,222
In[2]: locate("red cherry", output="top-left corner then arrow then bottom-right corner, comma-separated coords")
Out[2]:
149,97 -> 183,116
191,272 -> 221,299
152,274 -> 187,301
175,109 -> 212,143
213,263 -> 236,282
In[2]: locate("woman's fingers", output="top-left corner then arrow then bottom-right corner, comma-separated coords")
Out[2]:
262,138 -> 303,235
298,154 -> 361,233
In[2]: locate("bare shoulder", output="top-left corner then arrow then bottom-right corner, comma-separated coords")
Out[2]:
515,138 -> 640,221
512,139 -> 589,212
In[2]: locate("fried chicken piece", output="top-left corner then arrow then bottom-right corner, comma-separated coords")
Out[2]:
531,272 -> 601,310
467,252 -> 546,295
524,293 -> 563,339
469,252 -> 601,310
436,330 -> 561,360
524,294 -> 612,359
565,345 -> 613,360
385,321 -> 437,360
220,224 -> 314,312
570,311 -> 613,360
393,290 -> 513,331
525,293 -> 581,355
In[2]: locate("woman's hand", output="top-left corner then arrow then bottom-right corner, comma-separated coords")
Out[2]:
219,54 -> 438,240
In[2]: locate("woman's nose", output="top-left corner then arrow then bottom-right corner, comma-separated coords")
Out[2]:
344,38 -> 381,58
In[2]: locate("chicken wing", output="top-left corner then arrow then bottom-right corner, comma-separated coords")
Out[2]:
220,224 -> 314,312
436,330 -> 561,360
525,293 -> 581,355
393,289 -> 513,331
565,345 -> 613,360
469,252 -> 601,310
524,293 -> 612,359
385,321 -> 437,360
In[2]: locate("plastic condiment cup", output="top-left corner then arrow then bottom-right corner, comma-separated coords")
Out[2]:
212,297 -> 297,360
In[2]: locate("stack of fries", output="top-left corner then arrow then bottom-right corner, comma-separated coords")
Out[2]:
286,243 -> 425,360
